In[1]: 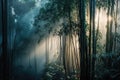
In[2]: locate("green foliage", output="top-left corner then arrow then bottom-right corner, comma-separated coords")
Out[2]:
42,63 -> 65,80
42,62 -> 80,80
96,30 -> 103,54
34,0 -> 75,22
96,0 -> 108,9
96,0 -> 115,9
34,0 -> 80,37
95,52 -> 120,80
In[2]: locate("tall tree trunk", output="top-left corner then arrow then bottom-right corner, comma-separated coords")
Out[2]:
79,0 -> 88,79
59,35 -> 63,64
109,0 -> 114,52
10,28 -> 17,79
45,37 -> 49,65
106,0 -> 111,53
113,0 -> 118,52
71,34 -> 80,73
91,0 -> 96,80
62,34 -> 67,79
34,42 -> 37,80
96,7 -> 100,47
106,0 -> 115,68
1,0 -> 10,80
88,0 -> 92,79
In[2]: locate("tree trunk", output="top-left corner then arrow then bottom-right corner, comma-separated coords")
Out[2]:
45,37 -> 49,65
113,0 -> 118,52
109,0 -> 114,52
88,0 -> 92,79
106,0 -> 111,53
62,34 -> 67,79
92,1 -> 96,80
79,0 -> 88,79
34,42 -> 37,80
1,0 -> 10,80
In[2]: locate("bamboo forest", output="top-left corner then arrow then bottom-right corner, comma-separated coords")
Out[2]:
0,0 -> 120,80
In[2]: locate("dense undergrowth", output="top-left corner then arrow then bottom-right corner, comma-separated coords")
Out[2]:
41,52 -> 120,80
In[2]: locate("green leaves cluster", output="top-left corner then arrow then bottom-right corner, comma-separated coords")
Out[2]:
95,52 -> 120,80
96,0 -> 115,9
34,0 -> 79,36
42,63 -> 65,80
